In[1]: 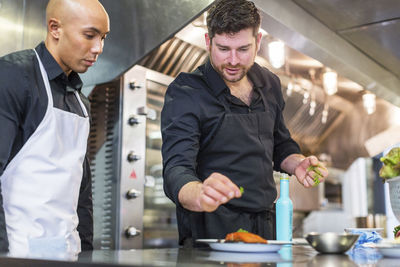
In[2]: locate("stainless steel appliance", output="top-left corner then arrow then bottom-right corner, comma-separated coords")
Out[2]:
88,66 -> 180,249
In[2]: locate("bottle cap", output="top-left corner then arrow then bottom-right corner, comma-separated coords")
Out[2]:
280,173 -> 289,180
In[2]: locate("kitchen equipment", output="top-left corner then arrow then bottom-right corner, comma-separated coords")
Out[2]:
387,176 -> 400,221
305,232 -> 360,254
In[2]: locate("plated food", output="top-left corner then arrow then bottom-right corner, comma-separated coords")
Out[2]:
225,229 -> 267,244
196,229 -> 290,253
394,225 -> 400,238
394,225 -> 400,243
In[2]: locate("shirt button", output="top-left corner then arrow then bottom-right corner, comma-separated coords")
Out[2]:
248,108 -> 252,113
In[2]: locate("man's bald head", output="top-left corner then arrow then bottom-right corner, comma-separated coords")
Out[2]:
45,0 -> 110,74
46,0 -> 109,29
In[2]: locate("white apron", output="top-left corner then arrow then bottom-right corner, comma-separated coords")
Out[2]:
1,50 -> 89,258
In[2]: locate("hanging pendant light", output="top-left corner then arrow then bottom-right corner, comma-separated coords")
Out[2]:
323,69 -> 338,95
268,41 -> 285,69
303,91 -> 309,105
321,104 -> 329,124
309,100 -> 316,116
363,93 -> 376,115
286,81 -> 293,96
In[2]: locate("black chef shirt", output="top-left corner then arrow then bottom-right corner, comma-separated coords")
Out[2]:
161,60 -> 300,206
0,42 -> 93,251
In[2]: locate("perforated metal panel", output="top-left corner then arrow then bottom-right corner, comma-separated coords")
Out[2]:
87,81 -> 122,250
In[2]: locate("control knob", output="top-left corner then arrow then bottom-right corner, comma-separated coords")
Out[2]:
127,152 -> 141,162
126,189 -> 141,199
125,226 -> 141,238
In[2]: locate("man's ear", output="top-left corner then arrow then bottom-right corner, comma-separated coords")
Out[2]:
48,18 -> 61,40
256,32 -> 262,52
205,33 -> 211,50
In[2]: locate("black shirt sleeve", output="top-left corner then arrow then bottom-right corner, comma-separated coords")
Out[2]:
0,58 -> 30,251
77,154 -> 93,251
161,76 -> 202,205
76,93 -> 93,251
0,60 -> 26,176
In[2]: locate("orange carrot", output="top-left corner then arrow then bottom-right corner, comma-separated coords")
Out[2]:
225,232 -> 268,244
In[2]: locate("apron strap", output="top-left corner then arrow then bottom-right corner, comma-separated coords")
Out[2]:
33,49 -> 54,108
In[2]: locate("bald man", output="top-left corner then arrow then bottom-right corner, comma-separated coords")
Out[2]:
0,0 -> 109,257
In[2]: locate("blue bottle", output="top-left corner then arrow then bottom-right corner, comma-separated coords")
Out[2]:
276,174 -> 293,241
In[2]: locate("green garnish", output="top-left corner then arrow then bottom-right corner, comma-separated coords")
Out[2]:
237,228 -> 248,233
307,165 -> 322,186
239,186 -> 244,194
379,147 -> 400,180
394,225 -> 400,238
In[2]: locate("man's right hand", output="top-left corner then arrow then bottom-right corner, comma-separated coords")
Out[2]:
178,172 -> 242,212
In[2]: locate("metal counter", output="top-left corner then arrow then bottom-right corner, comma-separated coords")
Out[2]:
0,245 -> 398,267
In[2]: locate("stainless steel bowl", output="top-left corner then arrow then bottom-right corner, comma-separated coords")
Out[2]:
305,232 -> 360,254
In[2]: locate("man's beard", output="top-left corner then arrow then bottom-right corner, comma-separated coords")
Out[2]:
212,62 -> 249,83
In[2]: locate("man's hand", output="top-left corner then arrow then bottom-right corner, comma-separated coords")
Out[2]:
281,154 -> 328,188
178,172 -> 242,212
294,156 -> 328,188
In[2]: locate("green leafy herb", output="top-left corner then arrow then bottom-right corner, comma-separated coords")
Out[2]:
239,186 -> 244,194
237,228 -> 248,233
307,165 -> 322,186
380,147 -> 400,179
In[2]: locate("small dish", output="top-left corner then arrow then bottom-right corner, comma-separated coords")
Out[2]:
305,232 -> 360,254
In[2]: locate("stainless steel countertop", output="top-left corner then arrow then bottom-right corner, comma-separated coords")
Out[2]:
0,245 -> 397,266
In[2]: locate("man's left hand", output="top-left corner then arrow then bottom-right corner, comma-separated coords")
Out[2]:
294,156 -> 328,188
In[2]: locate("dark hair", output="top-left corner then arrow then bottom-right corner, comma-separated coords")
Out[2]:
206,0 -> 261,40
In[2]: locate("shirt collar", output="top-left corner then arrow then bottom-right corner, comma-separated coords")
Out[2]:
247,63 -> 266,89
35,42 -> 83,91
202,59 -> 227,96
203,59 -> 266,96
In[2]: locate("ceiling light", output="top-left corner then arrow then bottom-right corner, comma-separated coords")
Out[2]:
363,93 -> 376,115
323,69 -> 338,95
321,104 -> 329,124
286,81 -> 293,96
303,91 -> 309,105
268,41 -> 285,69
309,100 -> 316,116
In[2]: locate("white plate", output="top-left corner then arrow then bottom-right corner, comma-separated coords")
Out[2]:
377,247 -> 400,258
196,239 -> 291,253
374,243 -> 400,258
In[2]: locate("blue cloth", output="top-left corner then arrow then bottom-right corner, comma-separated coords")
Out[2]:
348,230 -> 383,248
347,247 -> 382,265
346,230 -> 383,265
